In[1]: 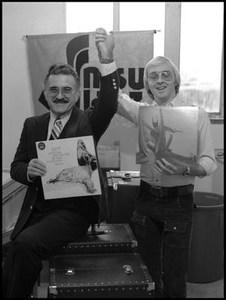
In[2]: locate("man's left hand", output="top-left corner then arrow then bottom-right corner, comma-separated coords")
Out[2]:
95,27 -> 115,62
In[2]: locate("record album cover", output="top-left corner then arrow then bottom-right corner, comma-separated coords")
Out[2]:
138,106 -> 198,168
36,136 -> 101,199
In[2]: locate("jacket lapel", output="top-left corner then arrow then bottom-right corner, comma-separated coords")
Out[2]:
35,113 -> 50,141
59,106 -> 83,138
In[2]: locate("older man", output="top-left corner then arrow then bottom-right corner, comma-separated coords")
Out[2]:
3,28 -> 119,298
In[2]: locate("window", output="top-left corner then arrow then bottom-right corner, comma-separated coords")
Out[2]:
66,2 -> 164,57
119,2 -> 165,57
66,2 -> 224,118
180,2 -> 224,115
66,2 -> 113,33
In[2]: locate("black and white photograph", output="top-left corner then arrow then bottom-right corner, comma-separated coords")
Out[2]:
3,2 -> 223,298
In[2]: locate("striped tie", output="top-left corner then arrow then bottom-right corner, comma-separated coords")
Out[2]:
50,117 -> 63,140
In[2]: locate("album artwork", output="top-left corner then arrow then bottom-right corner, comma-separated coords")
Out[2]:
36,136 -> 101,200
138,106 -> 198,167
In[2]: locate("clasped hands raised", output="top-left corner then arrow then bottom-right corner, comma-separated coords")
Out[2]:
95,27 -> 115,62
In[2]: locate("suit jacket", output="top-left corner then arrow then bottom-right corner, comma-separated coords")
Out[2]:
10,70 -> 119,240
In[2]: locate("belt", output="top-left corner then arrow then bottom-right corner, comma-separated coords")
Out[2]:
140,180 -> 194,197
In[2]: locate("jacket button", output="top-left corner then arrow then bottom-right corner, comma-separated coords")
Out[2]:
30,206 -> 33,210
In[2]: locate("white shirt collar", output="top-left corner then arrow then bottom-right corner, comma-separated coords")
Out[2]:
152,94 -> 180,107
49,110 -> 72,124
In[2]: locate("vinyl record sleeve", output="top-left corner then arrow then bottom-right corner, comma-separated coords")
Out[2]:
138,106 -> 198,168
36,136 -> 101,199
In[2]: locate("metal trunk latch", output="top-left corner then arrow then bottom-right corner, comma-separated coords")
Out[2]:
65,267 -> 75,275
123,264 -> 133,274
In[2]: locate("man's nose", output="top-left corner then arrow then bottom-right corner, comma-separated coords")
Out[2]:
56,89 -> 64,98
157,74 -> 164,82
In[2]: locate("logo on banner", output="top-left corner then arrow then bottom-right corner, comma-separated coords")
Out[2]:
67,34 -> 145,109
39,34 -> 145,110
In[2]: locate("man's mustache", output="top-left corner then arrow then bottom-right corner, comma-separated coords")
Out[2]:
53,99 -> 68,103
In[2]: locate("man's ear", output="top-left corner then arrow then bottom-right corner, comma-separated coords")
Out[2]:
42,83 -> 47,97
43,90 -> 48,101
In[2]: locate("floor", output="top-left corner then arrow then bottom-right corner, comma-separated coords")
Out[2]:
187,278 -> 224,298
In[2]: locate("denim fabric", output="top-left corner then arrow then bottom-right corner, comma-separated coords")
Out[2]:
131,184 -> 194,298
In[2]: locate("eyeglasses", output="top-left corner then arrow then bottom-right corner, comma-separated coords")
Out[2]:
148,71 -> 173,83
47,87 -> 74,97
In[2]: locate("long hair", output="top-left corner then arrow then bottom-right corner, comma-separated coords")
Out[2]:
143,56 -> 181,100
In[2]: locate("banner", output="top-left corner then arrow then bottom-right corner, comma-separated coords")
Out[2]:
25,31 -> 154,116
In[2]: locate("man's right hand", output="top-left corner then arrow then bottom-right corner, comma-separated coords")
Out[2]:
27,158 -> 46,180
95,27 -> 115,63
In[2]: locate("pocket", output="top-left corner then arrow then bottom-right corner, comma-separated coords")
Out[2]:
164,220 -> 187,233
164,220 -> 192,247
131,210 -> 147,239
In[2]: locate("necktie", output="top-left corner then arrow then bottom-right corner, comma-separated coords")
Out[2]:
50,117 -> 63,140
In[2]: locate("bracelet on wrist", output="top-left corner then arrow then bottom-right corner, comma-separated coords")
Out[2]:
100,57 -> 114,64
183,166 -> 191,176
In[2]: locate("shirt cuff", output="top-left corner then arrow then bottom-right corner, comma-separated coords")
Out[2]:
197,157 -> 218,177
100,61 -> 117,76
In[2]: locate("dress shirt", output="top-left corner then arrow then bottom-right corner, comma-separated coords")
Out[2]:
99,61 -> 117,76
47,111 -> 71,140
117,91 -> 217,187
75,61 -> 217,187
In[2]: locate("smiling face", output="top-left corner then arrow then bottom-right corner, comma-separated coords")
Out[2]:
44,74 -> 80,117
146,58 -> 178,106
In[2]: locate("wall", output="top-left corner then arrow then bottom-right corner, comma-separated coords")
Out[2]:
3,2 -> 224,195
2,2 -> 66,169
